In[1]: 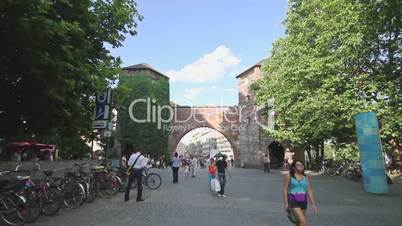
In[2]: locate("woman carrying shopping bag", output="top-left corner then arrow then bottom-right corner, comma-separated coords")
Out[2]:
208,158 -> 219,192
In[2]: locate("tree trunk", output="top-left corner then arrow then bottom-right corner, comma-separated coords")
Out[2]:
320,140 -> 325,169
314,143 -> 320,171
306,145 -> 312,169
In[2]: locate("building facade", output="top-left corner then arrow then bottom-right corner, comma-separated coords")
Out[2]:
236,60 -> 273,168
216,135 -> 234,160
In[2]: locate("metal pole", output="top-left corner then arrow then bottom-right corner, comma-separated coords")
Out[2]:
90,131 -> 94,159
104,133 -> 110,164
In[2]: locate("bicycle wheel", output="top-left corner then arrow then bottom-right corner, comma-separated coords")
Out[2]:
63,182 -> 85,209
42,186 -> 63,216
24,190 -> 42,223
0,194 -> 28,226
98,176 -> 115,198
85,177 -> 98,203
146,173 -> 162,190
80,181 -> 90,202
327,168 -> 337,176
130,175 -> 145,189
111,176 -> 122,195
345,170 -> 354,180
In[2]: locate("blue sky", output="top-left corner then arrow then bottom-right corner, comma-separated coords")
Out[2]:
109,0 -> 287,106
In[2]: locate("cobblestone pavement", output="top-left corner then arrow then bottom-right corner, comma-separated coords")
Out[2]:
20,167 -> 402,226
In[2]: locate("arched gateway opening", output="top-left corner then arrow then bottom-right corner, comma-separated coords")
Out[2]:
268,141 -> 285,168
168,106 -> 239,162
175,127 -> 234,161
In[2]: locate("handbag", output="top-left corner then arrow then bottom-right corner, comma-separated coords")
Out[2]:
210,178 -> 221,192
126,154 -> 142,176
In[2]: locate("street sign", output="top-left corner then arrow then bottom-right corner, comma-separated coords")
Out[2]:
94,105 -> 110,120
92,120 -> 108,129
96,89 -> 112,105
93,89 -> 113,129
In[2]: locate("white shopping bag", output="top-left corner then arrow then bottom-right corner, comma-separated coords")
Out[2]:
210,178 -> 221,192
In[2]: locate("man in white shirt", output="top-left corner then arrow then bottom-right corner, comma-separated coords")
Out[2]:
124,148 -> 148,202
190,156 -> 198,177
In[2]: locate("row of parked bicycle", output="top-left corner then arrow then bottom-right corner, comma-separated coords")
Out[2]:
0,162 -> 123,225
319,160 -> 363,181
319,160 -> 396,184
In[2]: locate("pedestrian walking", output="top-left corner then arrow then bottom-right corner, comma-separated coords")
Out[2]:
184,159 -> 190,177
171,152 -> 182,183
263,154 -> 270,173
283,160 -> 318,226
190,156 -> 198,177
208,158 -> 217,185
124,148 -> 148,202
215,155 -> 231,197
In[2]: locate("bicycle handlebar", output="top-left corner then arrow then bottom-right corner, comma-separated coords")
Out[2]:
0,171 -> 12,176
74,163 -> 92,168
15,163 -> 41,171
16,175 -> 30,180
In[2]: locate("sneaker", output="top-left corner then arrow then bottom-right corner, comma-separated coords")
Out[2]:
217,194 -> 222,197
221,194 -> 227,197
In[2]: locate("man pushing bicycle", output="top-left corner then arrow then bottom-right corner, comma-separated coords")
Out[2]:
124,147 -> 149,202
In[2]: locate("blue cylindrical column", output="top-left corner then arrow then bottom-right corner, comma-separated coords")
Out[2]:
355,112 -> 388,194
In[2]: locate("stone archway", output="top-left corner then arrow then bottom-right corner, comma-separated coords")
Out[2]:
268,141 -> 285,168
168,106 -> 239,161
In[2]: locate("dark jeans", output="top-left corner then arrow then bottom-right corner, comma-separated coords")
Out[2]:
172,167 -> 179,183
124,169 -> 143,201
264,163 -> 270,173
218,174 -> 226,195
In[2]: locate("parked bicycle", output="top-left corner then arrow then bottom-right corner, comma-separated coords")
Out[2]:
0,171 -> 28,226
131,168 -> 162,190
0,161 -> 126,225
15,164 -> 43,223
61,167 -> 86,209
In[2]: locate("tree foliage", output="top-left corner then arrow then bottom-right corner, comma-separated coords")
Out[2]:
254,0 -> 401,156
116,74 -> 170,157
0,0 -> 142,157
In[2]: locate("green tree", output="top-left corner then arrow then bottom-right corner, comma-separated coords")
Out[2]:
0,0 -> 142,157
254,0 -> 401,165
116,74 -> 170,157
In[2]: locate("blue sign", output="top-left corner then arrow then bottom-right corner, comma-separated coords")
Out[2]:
95,105 -> 110,121
93,89 -> 113,128
96,89 -> 112,105
355,112 -> 388,194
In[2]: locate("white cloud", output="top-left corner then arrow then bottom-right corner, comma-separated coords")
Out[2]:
166,45 -> 240,82
183,88 -> 204,100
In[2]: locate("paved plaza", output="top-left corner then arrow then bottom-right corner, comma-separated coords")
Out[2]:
23,167 -> 402,226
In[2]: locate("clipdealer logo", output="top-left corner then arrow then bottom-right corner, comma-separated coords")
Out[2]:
128,98 -> 271,132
